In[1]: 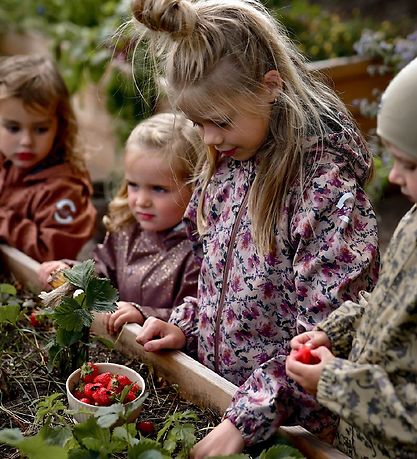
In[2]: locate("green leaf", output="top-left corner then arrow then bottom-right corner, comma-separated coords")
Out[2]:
0,430 -> 67,459
0,283 -> 17,295
128,438 -> 170,459
54,297 -> 91,332
0,304 -> 20,324
259,445 -> 306,459
56,328 -> 84,347
38,426 -> 73,448
64,260 -> 95,290
113,423 -> 139,447
85,277 -> 118,312
35,394 -> 67,424
68,449 -> 98,459
0,428 -> 24,444
73,417 -> 111,451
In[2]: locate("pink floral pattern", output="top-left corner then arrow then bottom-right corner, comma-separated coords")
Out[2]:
170,116 -> 379,445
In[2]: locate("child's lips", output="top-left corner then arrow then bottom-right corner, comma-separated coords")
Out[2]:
218,148 -> 237,157
137,212 -> 154,221
15,152 -> 36,161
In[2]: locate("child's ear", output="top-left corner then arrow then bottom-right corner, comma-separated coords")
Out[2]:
262,70 -> 282,103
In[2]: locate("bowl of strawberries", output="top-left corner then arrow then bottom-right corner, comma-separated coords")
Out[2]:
66,361 -> 145,423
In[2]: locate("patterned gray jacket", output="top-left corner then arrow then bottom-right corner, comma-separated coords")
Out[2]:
317,204 -> 417,458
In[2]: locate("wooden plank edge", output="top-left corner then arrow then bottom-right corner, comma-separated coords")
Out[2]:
0,244 -> 42,292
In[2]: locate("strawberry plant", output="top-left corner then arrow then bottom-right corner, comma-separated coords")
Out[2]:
40,259 -> 118,376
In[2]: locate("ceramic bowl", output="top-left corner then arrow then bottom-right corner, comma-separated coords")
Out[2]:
66,362 -> 145,423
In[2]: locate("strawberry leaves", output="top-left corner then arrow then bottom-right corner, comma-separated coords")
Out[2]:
42,260 -> 119,375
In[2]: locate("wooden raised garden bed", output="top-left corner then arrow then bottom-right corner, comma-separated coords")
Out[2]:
307,56 -> 391,134
0,243 -> 349,459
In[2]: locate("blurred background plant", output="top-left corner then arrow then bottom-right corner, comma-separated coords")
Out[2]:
352,29 -> 417,201
0,0 -> 156,146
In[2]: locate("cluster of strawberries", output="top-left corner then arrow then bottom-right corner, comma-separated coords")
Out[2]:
72,362 -> 142,407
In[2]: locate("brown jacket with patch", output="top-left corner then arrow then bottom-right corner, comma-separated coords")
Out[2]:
0,155 -> 96,262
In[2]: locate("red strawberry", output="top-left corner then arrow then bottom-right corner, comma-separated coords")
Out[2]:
137,420 -> 155,435
117,375 -> 132,388
73,388 -> 85,400
84,382 -> 103,399
80,397 -> 93,405
131,383 -> 141,395
81,362 -> 99,383
107,376 -> 123,394
94,372 -> 112,386
294,346 -> 320,365
29,312 -> 40,327
124,390 -> 137,403
92,387 -> 115,406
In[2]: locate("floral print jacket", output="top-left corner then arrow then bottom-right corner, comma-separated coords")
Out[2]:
317,204 -> 417,459
170,117 -> 379,445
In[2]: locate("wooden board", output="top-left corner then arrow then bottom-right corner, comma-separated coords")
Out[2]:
308,56 -> 391,134
0,244 -> 42,291
1,243 -> 349,459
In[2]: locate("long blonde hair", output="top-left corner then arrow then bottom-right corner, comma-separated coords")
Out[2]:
104,111 -> 203,232
0,54 -> 85,172
131,0 -> 372,253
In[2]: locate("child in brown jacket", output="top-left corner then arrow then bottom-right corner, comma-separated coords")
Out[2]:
0,54 -> 96,262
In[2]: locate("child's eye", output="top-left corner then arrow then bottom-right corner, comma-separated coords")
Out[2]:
153,185 -> 167,193
192,121 -> 202,128
127,181 -> 138,189
4,124 -> 20,133
35,126 -> 50,134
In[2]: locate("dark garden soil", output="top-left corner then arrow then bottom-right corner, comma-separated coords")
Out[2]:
0,276 -> 221,459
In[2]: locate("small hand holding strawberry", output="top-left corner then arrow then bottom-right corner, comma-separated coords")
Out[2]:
286,345 -> 335,395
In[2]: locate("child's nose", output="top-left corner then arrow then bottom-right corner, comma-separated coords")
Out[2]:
202,125 -> 223,146
135,189 -> 151,207
388,163 -> 403,187
20,129 -> 33,146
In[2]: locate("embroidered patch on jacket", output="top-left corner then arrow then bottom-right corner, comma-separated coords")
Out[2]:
54,199 -> 77,224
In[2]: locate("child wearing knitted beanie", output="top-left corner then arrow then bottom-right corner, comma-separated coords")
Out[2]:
286,57 -> 417,459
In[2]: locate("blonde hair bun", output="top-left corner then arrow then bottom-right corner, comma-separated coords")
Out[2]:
132,0 -> 197,37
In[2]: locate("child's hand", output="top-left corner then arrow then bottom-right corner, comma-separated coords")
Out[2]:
38,260 -> 70,290
136,317 -> 186,352
189,419 -> 244,459
105,301 -> 145,335
290,330 -> 331,350
286,346 -> 335,395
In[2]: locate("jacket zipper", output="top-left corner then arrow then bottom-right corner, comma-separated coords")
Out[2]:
214,184 -> 251,373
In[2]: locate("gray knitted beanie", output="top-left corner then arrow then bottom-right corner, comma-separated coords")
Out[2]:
377,57 -> 417,158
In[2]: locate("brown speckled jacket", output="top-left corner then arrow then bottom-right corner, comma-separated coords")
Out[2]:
93,222 -> 199,321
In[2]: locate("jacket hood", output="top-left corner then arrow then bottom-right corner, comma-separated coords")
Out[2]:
319,112 -> 372,186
